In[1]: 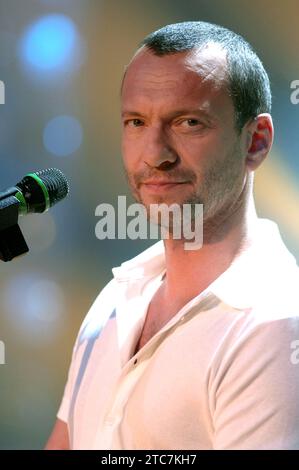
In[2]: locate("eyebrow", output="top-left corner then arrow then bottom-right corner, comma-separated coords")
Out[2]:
121,108 -> 214,120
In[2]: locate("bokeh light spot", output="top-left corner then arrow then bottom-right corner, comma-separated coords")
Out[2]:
43,115 -> 83,156
20,14 -> 79,71
4,275 -> 66,344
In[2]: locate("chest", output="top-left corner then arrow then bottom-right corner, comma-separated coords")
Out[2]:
134,293 -> 182,355
134,303 -> 163,353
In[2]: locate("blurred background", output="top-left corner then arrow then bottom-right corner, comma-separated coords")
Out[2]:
0,0 -> 298,449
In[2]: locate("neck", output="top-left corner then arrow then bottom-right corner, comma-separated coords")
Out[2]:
161,175 -> 258,301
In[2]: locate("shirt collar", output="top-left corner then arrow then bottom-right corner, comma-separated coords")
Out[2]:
111,218 -> 298,310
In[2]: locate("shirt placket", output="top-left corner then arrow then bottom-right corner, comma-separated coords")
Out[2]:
94,282 -> 213,449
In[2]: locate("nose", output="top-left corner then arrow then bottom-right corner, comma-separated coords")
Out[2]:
143,125 -> 178,169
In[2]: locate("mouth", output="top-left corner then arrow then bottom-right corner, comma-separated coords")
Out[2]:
141,182 -> 189,193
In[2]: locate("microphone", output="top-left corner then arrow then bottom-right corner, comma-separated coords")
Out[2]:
0,168 -> 69,215
0,168 -> 70,261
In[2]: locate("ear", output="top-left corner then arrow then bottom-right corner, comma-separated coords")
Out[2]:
244,114 -> 274,171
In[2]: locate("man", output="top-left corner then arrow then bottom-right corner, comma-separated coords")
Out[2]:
45,21 -> 299,450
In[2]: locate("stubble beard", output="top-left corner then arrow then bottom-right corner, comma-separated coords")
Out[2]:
123,141 -> 245,244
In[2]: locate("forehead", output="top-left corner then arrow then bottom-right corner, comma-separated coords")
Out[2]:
121,45 -> 233,118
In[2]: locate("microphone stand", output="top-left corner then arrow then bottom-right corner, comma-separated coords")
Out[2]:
0,195 -> 29,262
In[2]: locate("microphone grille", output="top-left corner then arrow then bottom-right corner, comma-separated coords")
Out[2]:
35,168 -> 69,207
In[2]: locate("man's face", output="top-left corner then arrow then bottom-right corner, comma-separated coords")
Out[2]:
121,45 -> 248,227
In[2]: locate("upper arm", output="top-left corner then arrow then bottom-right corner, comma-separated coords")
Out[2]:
44,418 -> 70,450
212,318 -> 299,449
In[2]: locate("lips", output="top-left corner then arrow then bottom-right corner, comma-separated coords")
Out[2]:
142,181 -> 187,185
141,181 -> 188,193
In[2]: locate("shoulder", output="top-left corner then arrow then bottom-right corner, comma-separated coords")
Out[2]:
76,278 -> 118,347
253,262 -> 299,324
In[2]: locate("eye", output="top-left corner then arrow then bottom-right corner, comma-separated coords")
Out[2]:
173,117 -> 205,130
125,118 -> 144,127
182,118 -> 201,127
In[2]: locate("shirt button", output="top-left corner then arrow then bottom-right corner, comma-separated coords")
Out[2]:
105,416 -> 114,426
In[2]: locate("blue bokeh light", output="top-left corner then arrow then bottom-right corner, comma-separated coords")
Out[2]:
43,115 -> 83,156
4,275 -> 66,345
20,14 -> 79,71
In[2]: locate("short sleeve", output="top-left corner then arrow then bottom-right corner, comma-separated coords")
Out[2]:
56,278 -> 117,423
56,331 -> 81,423
212,316 -> 299,449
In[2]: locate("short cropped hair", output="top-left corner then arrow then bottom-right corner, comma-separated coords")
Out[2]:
138,21 -> 271,132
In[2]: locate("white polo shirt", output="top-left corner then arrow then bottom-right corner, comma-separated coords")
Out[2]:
57,218 -> 299,449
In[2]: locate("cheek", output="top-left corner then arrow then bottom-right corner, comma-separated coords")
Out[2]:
121,140 -> 133,171
121,134 -> 141,168
175,134 -> 224,173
